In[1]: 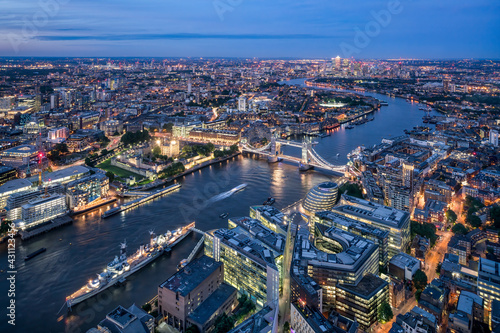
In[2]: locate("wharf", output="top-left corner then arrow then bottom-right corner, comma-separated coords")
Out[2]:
20,215 -> 73,240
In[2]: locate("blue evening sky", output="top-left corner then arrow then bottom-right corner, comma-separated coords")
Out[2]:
0,0 -> 498,58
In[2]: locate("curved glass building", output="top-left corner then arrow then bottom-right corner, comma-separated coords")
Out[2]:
302,182 -> 339,215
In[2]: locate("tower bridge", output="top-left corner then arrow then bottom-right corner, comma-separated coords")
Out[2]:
241,136 -> 347,175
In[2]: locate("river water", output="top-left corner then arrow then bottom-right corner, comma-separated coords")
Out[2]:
0,78 -> 440,333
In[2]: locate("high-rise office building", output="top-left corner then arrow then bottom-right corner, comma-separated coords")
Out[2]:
402,161 -> 415,191
478,258 -> 500,313
0,166 -> 16,187
302,182 -> 339,216
335,56 -> 341,69
333,195 -> 411,258
157,256 -> 237,333
204,217 -> 284,307
21,194 -> 67,227
312,210 -> 389,268
490,129 -> 499,147
238,96 -> 246,112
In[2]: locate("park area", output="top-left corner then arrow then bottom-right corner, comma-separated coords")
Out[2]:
97,158 -> 144,181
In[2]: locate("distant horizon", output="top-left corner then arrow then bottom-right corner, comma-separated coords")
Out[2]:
1,56 -> 499,61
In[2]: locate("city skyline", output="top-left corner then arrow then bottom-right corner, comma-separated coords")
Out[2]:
0,0 -> 499,58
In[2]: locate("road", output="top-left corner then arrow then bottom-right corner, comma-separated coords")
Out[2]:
372,230 -> 452,333
424,230 -> 452,282
278,213 -> 302,332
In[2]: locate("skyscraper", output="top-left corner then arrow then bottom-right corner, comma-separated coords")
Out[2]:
335,56 -> 341,69
238,96 -> 246,112
490,129 -> 499,147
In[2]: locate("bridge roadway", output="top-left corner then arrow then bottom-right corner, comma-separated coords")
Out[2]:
241,142 -> 346,174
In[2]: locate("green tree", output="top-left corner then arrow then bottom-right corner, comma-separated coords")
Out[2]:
446,209 -> 457,224
466,215 -> 482,228
415,289 -> 422,301
378,301 -> 394,323
163,122 -> 173,132
452,223 -> 468,235
186,326 -> 200,333
101,149 -> 109,156
229,144 -> 239,154
491,205 -> 500,229
339,183 -> 363,199
105,171 -> 115,183
206,142 -> 215,153
84,157 -> 95,168
412,269 -> 428,290
284,321 -> 290,333
49,150 -> 61,161
411,221 -> 438,246
141,303 -> 152,312
464,196 -> 484,214
0,219 -> 12,234
55,143 -> 69,153
213,313 -> 235,333
152,146 -> 161,157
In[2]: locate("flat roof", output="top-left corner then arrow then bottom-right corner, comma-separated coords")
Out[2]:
389,253 -> 420,270
0,165 -> 15,173
315,211 -> 389,238
212,220 -> 284,268
28,165 -> 89,183
411,306 -> 437,325
336,194 -> 409,229
0,178 -> 32,195
298,224 -> 378,273
337,274 -> 388,299
0,144 -> 37,155
159,255 -> 222,296
106,305 -> 136,328
187,283 -> 236,325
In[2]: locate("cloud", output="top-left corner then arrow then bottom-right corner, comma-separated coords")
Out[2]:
35,33 -> 334,41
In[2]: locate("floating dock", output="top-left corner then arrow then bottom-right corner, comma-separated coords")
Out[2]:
101,184 -> 181,218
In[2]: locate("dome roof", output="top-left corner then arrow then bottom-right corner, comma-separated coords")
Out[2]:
303,182 -> 339,215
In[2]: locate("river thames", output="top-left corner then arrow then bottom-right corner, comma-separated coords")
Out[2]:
0,80 -> 440,333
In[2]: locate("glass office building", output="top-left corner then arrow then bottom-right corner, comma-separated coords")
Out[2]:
204,218 -> 284,308
302,182 -> 339,215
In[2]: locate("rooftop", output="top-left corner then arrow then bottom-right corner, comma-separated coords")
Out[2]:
106,305 -> 136,329
159,255 -> 222,296
99,304 -> 153,333
187,283 -> 237,325
314,211 -> 389,239
299,224 -> 379,272
212,222 -> 284,268
389,252 -> 421,270
336,274 -> 388,299
0,178 -> 32,195
411,306 -> 437,326
28,165 -> 89,184
335,194 -> 409,229
228,305 -> 275,333
0,144 -> 37,155
23,193 -> 65,208
0,165 -> 15,173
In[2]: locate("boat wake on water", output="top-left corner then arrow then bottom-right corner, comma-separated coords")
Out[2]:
207,184 -> 247,203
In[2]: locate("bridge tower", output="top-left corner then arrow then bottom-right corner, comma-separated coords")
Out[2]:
268,134 -> 279,163
299,137 -> 313,171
